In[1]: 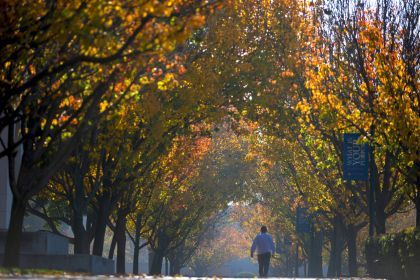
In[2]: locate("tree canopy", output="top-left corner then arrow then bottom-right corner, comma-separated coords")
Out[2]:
1,0 -> 418,277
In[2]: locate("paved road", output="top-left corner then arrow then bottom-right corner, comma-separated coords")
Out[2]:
0,276 -> 387,280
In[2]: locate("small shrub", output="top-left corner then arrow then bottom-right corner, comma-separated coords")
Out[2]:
236,271 -> 256,278
365,227 -> 420,280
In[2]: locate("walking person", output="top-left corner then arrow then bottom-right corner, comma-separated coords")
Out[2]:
251,225 -> 275,277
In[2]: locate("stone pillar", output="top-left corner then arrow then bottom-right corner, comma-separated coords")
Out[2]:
0,127 -> 12,230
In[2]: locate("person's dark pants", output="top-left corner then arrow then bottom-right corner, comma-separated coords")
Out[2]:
257,252 -> 271,277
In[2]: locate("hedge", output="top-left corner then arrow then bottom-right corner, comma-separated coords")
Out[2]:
365,227 -> 420,280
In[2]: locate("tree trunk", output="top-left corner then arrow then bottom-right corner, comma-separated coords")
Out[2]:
92,194 -> 111,256
73,210 -> 90,254
327,218 -> 344,277
375,198 -> 386,234
375,159 -> 388,235
336,249 -> 342,277
165,257 -> 169,275
416,196 -> 420,228
149,230 -> 170,275
327,239 -> 336,277
132,244 -> 140,274
133,214 -> 142,274
336,243 -> 343,276
3,196 -> 26,267
347,225 -> 358,277
108,230 -> 117,259
73,225 -> 89,254
285,250 -> 291,277
308,229 -> 323,277
416,174 -> 420,228
150,250 -> 164,275
116,209 -> 127,274
294,242 -> 299,277
369,133 -> 378,236
375,152 -> 392,235
169,256 -> 182,276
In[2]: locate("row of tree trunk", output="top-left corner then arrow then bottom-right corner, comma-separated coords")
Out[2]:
304,217 -> 362,278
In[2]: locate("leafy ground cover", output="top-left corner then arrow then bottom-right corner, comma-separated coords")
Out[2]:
0,267 -> 87,276
0,274 -> 387,280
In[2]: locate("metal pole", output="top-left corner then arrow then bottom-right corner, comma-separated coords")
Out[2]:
295,241 -> 299,277
368,125 -> 376,236
368,180 -> 375,236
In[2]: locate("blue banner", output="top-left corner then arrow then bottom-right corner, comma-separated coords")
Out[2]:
296,207 -> 310,233
343,133 -> 369,181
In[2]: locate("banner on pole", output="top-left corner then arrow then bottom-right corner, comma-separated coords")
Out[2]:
343,133 -> 369,181
296,207 -> 310,233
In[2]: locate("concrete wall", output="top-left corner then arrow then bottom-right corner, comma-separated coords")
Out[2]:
0,231 -> 69,255
0,254 -> 115,274
125,262 -> 149,274
0,231 -> 115,274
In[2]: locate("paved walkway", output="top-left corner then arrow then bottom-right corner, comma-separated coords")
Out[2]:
0,276 -> 386,280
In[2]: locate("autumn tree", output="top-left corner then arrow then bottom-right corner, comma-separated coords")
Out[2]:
0,0 -> 218,267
